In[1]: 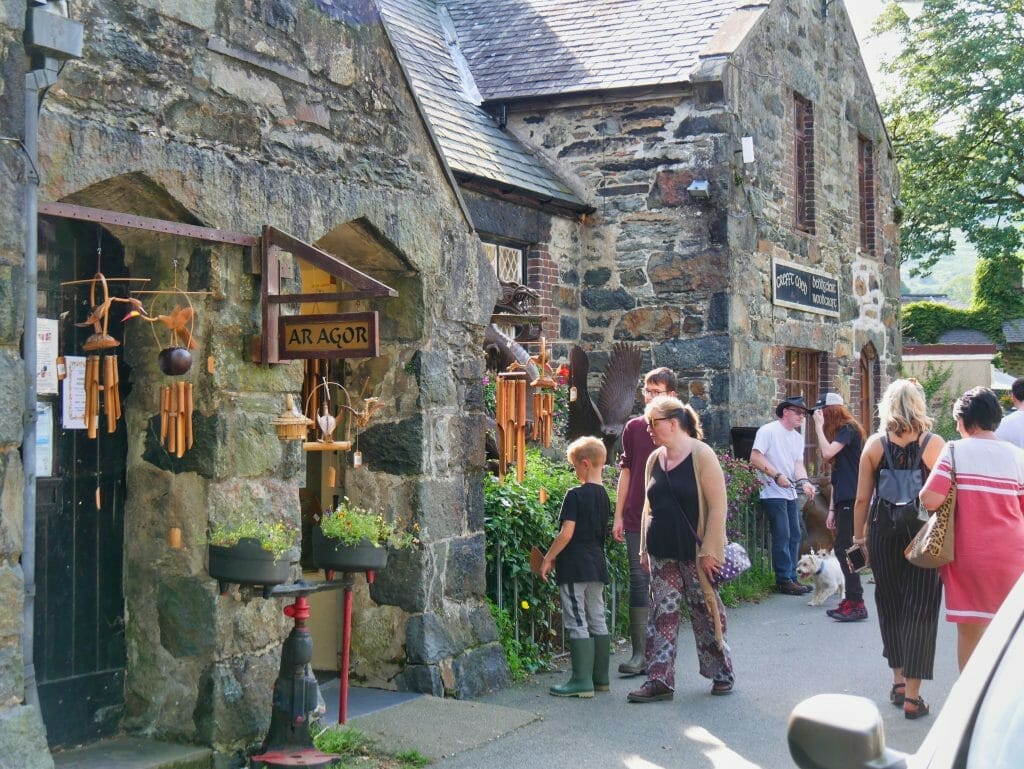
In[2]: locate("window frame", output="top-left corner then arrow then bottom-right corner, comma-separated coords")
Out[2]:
794,93 -> 816,234
858,136 -> 876,255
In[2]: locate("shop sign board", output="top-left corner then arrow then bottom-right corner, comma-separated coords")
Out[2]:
278,312 -> 379,359
772,257 -> 839,318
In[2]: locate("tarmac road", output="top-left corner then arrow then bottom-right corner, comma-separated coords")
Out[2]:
354,580 -> 959,768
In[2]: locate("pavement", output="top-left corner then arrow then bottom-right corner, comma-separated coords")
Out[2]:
348,580 -> 960,768
55,580 -> 959,769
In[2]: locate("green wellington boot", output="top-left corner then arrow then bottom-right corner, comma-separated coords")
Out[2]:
550,637 -> 595,698
618,607 -> 648,676
592,634 -> 611,692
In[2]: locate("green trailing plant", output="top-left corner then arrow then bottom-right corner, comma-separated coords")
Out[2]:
320,498 -> 418,550
207,519 -> 296,559
484,447 -> 628,673
718,453 -> 762,539
913,361 -> 959,441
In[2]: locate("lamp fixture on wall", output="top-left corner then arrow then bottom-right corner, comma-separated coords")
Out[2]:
687,179 -> 710,200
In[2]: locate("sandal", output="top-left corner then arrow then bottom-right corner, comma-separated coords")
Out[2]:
904,696 -> 930,720
711,680 -> 733,696
889,682 -> 906,707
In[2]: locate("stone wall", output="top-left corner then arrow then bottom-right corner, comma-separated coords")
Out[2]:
724,0 -> 900,427
0,4 -> 53,768
500,0 -> 899,441
504,92 -> 735,437
2,0 -> 503,763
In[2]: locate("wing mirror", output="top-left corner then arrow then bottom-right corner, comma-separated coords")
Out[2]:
788,694 -> 908,769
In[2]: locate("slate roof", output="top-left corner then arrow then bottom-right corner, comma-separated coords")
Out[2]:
937,328 -> 994,345
444,0 -> 765,101
376,0 -> 586,209
1004,319 -> 1024,344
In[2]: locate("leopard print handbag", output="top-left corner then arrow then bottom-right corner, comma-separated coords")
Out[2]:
905,442 -> 956,569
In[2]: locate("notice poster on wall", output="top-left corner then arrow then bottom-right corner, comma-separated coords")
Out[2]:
62,355 -> 87,430
36,402 -> 53,477
37,318 -> 59,395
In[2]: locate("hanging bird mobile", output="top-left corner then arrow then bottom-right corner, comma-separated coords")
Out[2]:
122,296 -> 197,376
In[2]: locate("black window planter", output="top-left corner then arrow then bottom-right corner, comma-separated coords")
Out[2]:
312,527 -> 388,580
208,537 -> 294,598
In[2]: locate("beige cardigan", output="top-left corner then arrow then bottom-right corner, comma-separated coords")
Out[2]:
638,440 -> 729,647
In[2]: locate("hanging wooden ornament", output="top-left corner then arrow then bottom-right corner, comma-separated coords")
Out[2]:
496,371 -> 527,483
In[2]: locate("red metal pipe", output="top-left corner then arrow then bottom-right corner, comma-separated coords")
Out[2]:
339,583 -> 352,724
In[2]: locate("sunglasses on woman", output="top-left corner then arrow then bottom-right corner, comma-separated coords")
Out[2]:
646,410 -> 684,428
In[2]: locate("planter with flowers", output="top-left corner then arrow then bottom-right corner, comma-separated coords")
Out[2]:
207,519 -> 298,597
313,498 -> 416,578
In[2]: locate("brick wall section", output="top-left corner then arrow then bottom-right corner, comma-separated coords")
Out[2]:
527,244 -> 560,341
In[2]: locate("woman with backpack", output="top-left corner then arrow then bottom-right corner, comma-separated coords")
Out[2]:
853,379 -> 945,720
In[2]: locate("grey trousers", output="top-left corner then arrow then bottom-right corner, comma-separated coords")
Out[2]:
559,581 -> 608,639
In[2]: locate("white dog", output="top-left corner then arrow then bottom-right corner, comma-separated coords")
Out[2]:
796,550 -> 844,607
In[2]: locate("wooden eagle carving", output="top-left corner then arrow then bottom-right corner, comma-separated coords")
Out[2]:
566,343 -> 643,455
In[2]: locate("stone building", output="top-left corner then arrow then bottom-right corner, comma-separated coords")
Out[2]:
397,0 -> 900,462
1,0 -> 901,765
2,1 -> 505,765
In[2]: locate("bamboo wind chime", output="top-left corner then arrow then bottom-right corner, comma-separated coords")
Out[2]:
530,389 -> 555,447
495,371 -> 527,482
83,353 -> 121,438
159,381 -> 194,458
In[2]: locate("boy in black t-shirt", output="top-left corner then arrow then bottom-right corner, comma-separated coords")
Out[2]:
541,436 -> 611,698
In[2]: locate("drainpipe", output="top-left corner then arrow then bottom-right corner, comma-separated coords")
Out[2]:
21,0 -> 82,712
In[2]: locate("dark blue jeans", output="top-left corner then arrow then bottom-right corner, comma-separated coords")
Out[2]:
762,497 -> 801,583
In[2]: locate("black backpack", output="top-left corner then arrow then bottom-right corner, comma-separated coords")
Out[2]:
872,433 -> 933,535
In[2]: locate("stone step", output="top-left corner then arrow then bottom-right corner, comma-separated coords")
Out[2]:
53,737 -> 211,769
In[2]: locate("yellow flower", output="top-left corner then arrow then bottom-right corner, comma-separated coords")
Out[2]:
520,600 -> 530,610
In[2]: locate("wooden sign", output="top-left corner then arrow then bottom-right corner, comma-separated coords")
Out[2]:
278,312 -> 379,359
771,257 -> 840,318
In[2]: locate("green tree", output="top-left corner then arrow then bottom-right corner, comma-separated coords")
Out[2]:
878,0 -> 1024,276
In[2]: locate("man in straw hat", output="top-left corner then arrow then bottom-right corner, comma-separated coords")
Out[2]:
749,396 -> 817,595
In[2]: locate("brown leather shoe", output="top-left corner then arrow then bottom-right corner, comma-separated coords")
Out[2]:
627,680 -> 673,703
775,580 -> 806,596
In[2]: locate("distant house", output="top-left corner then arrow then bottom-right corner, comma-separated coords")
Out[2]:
903,329 -> 999,400
1003,319 -> 1024,376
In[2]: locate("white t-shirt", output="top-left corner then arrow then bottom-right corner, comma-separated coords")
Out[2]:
751,419 -> 805,500
995,409 -> 1024,449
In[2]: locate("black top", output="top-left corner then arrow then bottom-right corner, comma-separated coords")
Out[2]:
555,483 -> 610,585
831,423 -> 863,504
645,456 -> 699,561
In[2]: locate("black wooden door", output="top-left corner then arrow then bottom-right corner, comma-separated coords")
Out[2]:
34,219 -> 129,748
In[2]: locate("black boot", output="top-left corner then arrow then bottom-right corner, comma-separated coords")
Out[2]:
618,607 -> 647,676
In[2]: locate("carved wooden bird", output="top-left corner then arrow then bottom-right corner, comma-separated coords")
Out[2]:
76,297 -> 116,334
122,298 -> 197,350
566,342 -> 643,455
316,400 -> 338,443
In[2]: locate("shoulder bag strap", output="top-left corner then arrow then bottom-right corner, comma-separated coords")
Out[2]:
879,434 -> 898,475
947,441 -> 956,484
